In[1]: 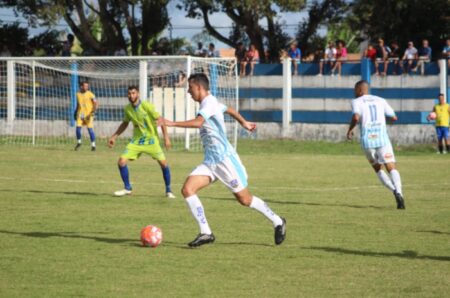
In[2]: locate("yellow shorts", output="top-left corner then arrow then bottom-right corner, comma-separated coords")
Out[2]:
76,116 -> 94,128
121,143 -> 166,161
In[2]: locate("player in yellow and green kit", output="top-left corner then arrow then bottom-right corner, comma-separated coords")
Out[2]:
108,85 -> 175,198
74,81 -> 98,151
427,93 -> 450,154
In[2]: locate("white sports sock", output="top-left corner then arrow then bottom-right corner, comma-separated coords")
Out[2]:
390,169 -> 402,195
77,139 -> 82,144
91,141 -> 96,147
250,196 -> 283,227
376,170 -> 395,192
185,195 -> 212,235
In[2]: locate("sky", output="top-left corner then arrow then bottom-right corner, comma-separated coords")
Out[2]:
0,2 -> 309,49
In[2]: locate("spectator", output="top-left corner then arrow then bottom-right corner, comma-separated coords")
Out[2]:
413,39 -> 432,75
194,42 -> 207,57
235,42 -> 247,76
374,38 -> 390,76
288,42 -> 301,75
427,93 -> 450,154
331,40 -> 347,76
243,44 -> 259,76
207,43 -> 219,57
388,41 -> 402,75
401,41 -> 418,74
318,41 -> 337,76
0,45 -> 11,57
364,43 -> 377,61
114,46 -> 127,56
441,38 -> 450,68
62,33 -> 74,57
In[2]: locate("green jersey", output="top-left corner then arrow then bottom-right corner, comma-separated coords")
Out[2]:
123,100 -> 160,145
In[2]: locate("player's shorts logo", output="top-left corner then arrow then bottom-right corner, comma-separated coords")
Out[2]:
384,153 -> 393,159
230,179 -> 239,188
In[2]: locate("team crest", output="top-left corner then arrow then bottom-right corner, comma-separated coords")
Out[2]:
230,179 -> 239,188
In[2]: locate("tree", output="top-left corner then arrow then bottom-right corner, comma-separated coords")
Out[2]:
349,0 -> 450,58
1,0 -> 170,55
178,0 -> 306,62
0,23 -> 28,55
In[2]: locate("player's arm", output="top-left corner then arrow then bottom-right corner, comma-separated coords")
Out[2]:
108,121 -> 129,148
73,103 -> 79,120
158,117 -> 171,150
346,113 -> 359,140
225,106 -> 256,132
164,115 -> 205,128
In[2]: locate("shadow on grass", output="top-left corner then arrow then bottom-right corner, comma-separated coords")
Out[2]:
416,230 -> 450,236
204,196 -> 387,210
0,189 -> 149,198
306,246 -> 450,262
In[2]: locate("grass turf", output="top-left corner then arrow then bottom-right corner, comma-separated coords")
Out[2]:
0,140 -> 449,297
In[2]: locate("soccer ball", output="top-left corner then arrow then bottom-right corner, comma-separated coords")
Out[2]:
428,112 -> 437,120
140,225 -> 163,247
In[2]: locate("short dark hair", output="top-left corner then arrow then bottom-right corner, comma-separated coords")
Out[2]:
79,80 -> 88,86
188,73 -> 209,91
128,85 -> 139,91
355,80 -> 369,89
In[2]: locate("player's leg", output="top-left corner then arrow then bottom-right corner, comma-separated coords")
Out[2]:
181,169 -> 215,247
74,117 -> 83,150
114,144 -> 139,196
436,127 -> 444,153
444,127 -> 450,153
87,120 -> 96,151
385,162 -> 405,209
371,163 -> 396,193
157,159 -> 175,198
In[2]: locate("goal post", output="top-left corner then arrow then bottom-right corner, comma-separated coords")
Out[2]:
0,56 -> 238,151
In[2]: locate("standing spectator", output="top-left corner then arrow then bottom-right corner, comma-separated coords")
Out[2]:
427,93 -> 450,154
375,39 -> 390,76
62,34 -> 74,57
194,42 -> 207,57
401,41 -> 418,74
235,42 -> 247,76
441,39 -> 450,68
288,42 -> 301,75
388,41 -> 402,75
331,40 -> 347,76
207,43 -> 219,57
413,39 -> 432,75
318,41 -> 337,76
244,44 -> 260,76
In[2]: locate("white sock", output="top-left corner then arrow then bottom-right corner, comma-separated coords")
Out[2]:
91,142 -> 96,147
249,196 -> 283,227
185,195 -> 212,235
390,169 -> 402,195
77,139 -> 82,144
376,170 -> 395,192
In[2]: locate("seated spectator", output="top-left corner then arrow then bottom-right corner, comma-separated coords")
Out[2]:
235,42 -> 247,76
62,34 -> 74,57
279,49 -> 288,63
243,44 -> 259,76
364,44 -> 377,61
194,42 -> 207,57
413,39 -> 432,75
318,41 -> 337,76
388,41 -> 402,74
441,38 -> 450,68
374,38 -> 390,76
288,42 -> 301,75
331,40 -> 347,76
207,43 -> 219,57
402,41 -> 418,74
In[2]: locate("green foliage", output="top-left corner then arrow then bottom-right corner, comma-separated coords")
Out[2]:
350,0 -> 450,57
0,22 -> 28,55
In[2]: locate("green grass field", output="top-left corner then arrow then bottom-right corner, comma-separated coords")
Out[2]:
0,140 -> 449,297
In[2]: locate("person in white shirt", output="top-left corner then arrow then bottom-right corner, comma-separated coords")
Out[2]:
163,73 -> 286,247
318,41 -> 337,76
402,41 -> 418,74
347,80 -> 405,209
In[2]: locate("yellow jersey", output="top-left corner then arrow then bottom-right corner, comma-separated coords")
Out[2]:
76,90 -> 96,118
435,103 -> 449,127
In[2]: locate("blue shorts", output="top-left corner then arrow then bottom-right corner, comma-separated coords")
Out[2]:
436,126 -> 449,141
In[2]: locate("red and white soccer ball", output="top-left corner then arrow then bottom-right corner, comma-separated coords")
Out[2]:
140,225 -> 163,247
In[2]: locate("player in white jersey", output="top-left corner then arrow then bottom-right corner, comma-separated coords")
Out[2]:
347,80 -> 405,209
163,73 -> 286,247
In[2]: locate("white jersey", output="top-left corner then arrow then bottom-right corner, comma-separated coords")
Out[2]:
351,94 -> 396,149
198,94 -> 236,165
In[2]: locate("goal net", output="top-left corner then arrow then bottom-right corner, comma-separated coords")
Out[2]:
0,56 -> 238,151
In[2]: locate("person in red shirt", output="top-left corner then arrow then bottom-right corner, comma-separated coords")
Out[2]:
364,44 -> 377,61
242,44 -> 260,76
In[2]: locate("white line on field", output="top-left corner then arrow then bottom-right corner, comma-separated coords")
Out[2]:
0,176 -> 448,192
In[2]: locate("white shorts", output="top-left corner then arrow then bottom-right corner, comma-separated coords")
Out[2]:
190,154 -> 248,193
364,143 -> 396,165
